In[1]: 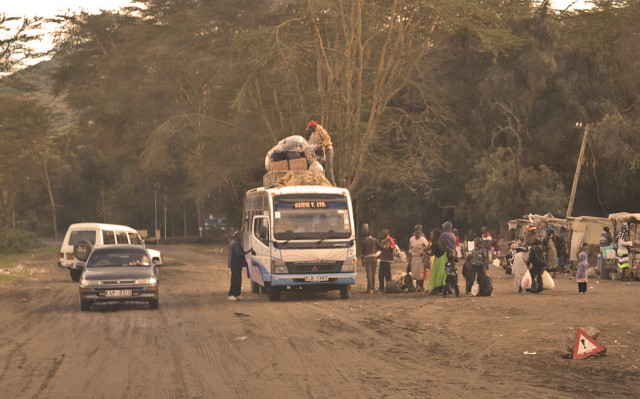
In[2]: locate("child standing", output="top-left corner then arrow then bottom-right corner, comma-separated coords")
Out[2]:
443,252 -> 460,298
577,251 -> 588,294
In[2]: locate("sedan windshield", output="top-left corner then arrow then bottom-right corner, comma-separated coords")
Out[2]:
87,250 -> 151,267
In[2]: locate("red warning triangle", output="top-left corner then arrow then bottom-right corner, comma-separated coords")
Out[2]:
573,328 -> 606,360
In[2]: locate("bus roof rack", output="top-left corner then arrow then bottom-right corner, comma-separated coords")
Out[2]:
263,170 -> 332,188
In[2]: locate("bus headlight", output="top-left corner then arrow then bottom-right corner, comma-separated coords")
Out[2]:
342,257 -> 357,272
271,259 -> 288,274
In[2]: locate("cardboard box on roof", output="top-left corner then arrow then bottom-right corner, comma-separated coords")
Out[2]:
269,160 -> 289,171
288,158 -> 308,170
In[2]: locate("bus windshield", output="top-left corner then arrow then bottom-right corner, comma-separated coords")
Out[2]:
273,194 -> 351,240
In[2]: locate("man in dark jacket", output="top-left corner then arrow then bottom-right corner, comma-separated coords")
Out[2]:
361,229 -> 382,293
527,237 -> 545,293
228,230 -> 248,301
378,228 -> 396,292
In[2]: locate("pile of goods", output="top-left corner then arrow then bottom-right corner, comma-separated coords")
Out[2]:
263,135 -> 329,187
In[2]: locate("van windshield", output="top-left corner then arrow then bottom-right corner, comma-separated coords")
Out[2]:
273,194 -> 351,240
69,230 -> 97,245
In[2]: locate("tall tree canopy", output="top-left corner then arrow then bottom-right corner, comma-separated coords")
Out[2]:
1,0 -> 639,239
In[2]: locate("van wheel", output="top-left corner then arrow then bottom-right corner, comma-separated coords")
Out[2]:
268,285 -> 281,301
148,299 -> 159,310
80,300 -> 91,311
73,239 -> 93,262
339,285 -> 351,299
251,281 -> 261,293
70,269 -> 83,282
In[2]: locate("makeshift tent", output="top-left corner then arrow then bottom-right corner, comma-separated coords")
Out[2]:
507,213 -> 614,263
566,216 -> 612,261
507,213 -> 566,242
608,213 -> 640,278
608,213 -> 640,240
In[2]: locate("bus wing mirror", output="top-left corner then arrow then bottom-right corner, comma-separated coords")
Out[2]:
260,225 -> 268,240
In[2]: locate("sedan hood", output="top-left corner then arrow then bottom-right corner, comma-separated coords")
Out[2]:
83,266 -> 155,281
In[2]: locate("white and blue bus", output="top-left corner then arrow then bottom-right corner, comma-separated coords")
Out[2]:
243,184 -> 357,301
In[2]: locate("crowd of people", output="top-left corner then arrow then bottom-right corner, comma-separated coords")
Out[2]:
360,219 -> 636,297
360,222 -> 497,297
228,219 -> 635,299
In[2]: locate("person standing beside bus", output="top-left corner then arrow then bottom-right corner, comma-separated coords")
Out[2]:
408,225 -> 430,291
481,226 -> 493,270
527,237 -> 545,293
543,228 -> 559,278
379,229 -> 396,292
426,228 -> 447,294
228,230 -> 248,301
361,230 -> 382,293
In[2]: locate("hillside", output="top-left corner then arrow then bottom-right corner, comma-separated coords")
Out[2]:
0,58 -> 76,128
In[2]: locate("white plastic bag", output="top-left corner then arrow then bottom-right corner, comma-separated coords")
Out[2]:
471,282 -> 479,296
521,269 -> 532,290
542,270 -> 555,290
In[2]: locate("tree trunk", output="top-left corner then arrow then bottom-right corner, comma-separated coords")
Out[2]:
41,155 -> 59,239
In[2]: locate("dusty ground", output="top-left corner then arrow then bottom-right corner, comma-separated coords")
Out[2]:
1,245 -> 639,399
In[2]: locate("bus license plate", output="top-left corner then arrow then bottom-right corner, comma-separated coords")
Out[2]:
305,276 -> 329,282
105,289 -> 132,297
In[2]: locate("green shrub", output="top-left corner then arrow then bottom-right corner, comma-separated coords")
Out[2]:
0,228 -> 41,254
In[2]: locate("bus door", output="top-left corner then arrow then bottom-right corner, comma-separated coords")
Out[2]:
248,215 -> 271,287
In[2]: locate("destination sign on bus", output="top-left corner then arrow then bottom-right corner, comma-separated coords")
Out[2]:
274,195 -> 348,211
294,201 -> 327,208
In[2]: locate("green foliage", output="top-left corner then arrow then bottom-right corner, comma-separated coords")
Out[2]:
463,147 -> 566,226
2,0 -> 640,239
0,228 -> 41,254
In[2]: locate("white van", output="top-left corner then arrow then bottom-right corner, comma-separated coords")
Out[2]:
58,222 -> 163,281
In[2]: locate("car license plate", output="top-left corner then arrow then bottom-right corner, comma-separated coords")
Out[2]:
304,276 -> 329,282
105,289 -> 132,297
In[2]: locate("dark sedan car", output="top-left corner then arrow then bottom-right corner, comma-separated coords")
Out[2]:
79,245 -> 159,311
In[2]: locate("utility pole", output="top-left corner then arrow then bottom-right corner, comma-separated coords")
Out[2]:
566,123 -> 589,219
154,184 -> 158,242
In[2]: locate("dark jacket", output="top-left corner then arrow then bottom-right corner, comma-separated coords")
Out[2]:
527,244 -> 545,269
361,236 -> 382,258
379,235 -> 396,262
431,238 -> 446,258
228,237 -> 248,269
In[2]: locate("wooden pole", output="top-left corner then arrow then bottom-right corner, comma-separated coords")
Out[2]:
566,123 -> 589,219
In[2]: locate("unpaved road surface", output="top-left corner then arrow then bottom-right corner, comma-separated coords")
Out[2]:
1,245 -> 640,398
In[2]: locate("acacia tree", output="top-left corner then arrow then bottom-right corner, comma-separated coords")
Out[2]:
232,0 -> 451,195
0,96 -> 59,234
0,14 -> 45,73
53,2 -> 270,235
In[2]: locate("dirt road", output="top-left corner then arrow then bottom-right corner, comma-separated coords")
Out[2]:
1,245 -> 639,398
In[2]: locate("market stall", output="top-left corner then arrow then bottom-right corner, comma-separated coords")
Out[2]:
608,213 -> 640,279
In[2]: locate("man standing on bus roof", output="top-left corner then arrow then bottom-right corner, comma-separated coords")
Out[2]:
228,230 -> 248,301
361,228 -> 382,293
306,120 -> 336,186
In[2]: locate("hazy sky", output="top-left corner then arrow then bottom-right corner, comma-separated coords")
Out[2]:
2,1 -> 137,18
2,0 -> 592,19
1,0 -> 592,68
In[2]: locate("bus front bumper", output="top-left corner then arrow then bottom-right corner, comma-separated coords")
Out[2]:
270,273 -> 356,287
